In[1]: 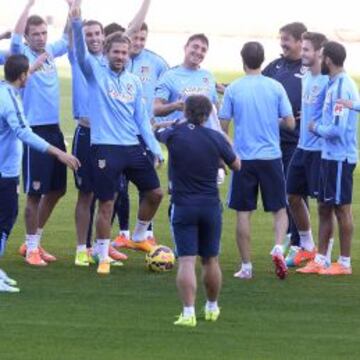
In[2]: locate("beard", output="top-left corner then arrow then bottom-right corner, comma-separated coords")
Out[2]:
321,61 -> 330,75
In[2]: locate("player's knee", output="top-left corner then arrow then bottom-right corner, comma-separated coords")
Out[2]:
148,188 -> 163,205
98,201 -> 113,220
288,194 -> 301,207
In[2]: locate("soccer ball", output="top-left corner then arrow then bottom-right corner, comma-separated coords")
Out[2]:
145,245 -> 175,272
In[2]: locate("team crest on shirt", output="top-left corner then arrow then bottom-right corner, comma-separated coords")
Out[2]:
203,77 -> 209,84
98,159 -> 106,169
140,66 -> 150,83
32,181 -> 41,191
294,66 -> 307,78
333,103 -> 344,116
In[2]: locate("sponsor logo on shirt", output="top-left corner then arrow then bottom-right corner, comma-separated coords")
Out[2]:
181,86 -> 211,98
108,82 -> 135,103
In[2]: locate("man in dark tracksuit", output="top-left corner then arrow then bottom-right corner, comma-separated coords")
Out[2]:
263,22 -> 307,248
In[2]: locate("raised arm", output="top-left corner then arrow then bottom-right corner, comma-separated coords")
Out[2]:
124,0 -> 151,38
13,0 -> 35,35
70,1 -> 93,77
0,30 -> 11,41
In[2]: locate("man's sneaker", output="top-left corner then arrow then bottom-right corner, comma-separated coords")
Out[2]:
174,313 -> 197,327
272,253 -> 288,280
293,248 -> 316,266
19,243 -> 56,262
296,260 -> 325,274
233,268 -> 252,279
285,246 -> 301,267
25,249 -> 48,266
146,236 -> 157,246
109,245 -> 128,261
0,279 -> 20,293
0,269 -> 17,287
86,248 -> 96,265
318,262 -> 352,276
112,234 -> 134,249
39,247 -> 57,262
132,239 -> 155,253
205,308 -> 220,321
97,260 -> 111,275
75,250 -> 90,267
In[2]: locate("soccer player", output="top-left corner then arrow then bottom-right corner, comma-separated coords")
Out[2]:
297,41 -> 359,275
10,0 -> 72,266
71,3 -> 163,275
69,0 -> 151,266
219,42 -> 295,280
263,22 -> 307,249
0,55 -> 79,291
153,33 -> 218,124
155,95 -> 240,327
112,21 -> 169,247
286,32 -> 333,267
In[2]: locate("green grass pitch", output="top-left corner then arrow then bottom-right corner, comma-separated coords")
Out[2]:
0,72 -> 359,360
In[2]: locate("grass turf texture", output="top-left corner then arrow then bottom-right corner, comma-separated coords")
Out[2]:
0,72 -> 359,360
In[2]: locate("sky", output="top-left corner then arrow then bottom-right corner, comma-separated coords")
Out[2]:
1,0 -> 359,72
1,0 -> 360,37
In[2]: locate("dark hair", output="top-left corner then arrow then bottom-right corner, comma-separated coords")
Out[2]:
25,15 -> 46,35
4,55 -> 29,82
186,33 -> 209,48
185,95 -> 213,125
84,20 -> 104,34
323,41 -> 346,67
104,32 -> 131,53
280,22 -> 307,41
104,22 -> 125,37
241,41 -> 264,70
302,32 -> 327,51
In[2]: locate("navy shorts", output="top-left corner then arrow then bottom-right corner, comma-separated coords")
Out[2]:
319,159 -> 356,205
72,125 -> 93,193
281,143 -> 297,175
171,203 -> 222,258
91,144 -> 160,201
23,124 -> 67,195
228,159 -> 287,212
286,148 -> 321,198
0,175 -> 19,255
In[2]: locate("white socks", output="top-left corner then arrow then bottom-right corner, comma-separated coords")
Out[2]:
241,262 -> 252,272
326,238 -> 334,264
183,306 -> 195,317
271,244 -> 283,256
205,300 -> 219,312
77,244 -> 87,253
26,234 -> 39,252
96,239 -> 110,262
314,253 -> 327,266
132,220 -> 151,242
299,230 -> 315,252
338,256 -> 351,268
